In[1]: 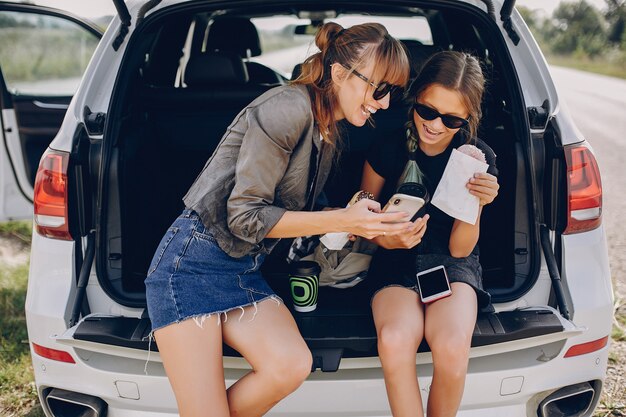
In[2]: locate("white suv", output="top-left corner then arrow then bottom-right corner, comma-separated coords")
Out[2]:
0,1 -> 613,416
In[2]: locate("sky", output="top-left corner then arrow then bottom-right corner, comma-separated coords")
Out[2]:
11,0 -> 611,19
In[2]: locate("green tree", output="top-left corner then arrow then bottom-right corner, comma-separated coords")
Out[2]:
605,0 -> 626,46
518,5 -> 539,33
518,6 -> 553,46
0,12 -> 35,28
548,0 -> 607,57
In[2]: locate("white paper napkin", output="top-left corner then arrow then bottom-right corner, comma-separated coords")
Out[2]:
320,231 -> 350,250
431,148 -> 489,225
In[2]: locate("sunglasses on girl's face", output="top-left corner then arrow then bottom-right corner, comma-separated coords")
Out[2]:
341,64 -> 401,100
413,102 -> 470,129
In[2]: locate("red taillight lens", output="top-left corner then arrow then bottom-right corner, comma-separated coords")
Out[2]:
33,149 -> 72,240
564,336 -> 608,358
32,342 -> 75,363
563,145 -> 602,234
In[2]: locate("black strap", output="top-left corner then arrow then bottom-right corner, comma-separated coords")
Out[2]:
305,142 -> 324,210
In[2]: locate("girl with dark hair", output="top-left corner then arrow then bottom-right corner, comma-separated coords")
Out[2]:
144,22 -> 411,417
361,50 -> 500,417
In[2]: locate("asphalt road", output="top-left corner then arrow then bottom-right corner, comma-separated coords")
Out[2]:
551,66 -> 626,298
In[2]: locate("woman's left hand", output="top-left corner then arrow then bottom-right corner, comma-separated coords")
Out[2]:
467,172 -> 499,206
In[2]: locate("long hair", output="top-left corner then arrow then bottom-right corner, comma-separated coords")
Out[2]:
292,22 -> 410,145
406,51 -> 485,142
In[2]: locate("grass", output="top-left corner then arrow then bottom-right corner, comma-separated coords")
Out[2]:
595,299 -> 626,417
611,297 -> 626,342
596,402 -> 626,417
0,28 -> 98,83
613,325 -> 626,343
545,53 -> 626,80
0,262 -> 43,417
0,221 -> 43,416
0,221 -> 32,245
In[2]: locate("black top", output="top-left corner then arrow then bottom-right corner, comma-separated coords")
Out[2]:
367,128 -> 498,255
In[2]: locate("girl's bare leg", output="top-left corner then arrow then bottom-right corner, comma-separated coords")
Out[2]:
424,282 -> 478,417
372,286 -> 426,417
154,315 -> 229,417
222,299 -> 312,417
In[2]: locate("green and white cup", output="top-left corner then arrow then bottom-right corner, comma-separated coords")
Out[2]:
289,261 -> 321,312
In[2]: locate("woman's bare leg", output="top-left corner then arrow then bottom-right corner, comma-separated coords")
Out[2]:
222,298 -> 312,417
424,282 -> 478,417
154,315 -> 229,417
372,287 -> 426,417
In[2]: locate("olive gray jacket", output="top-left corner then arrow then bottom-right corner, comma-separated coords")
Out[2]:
183,84 -> 334,258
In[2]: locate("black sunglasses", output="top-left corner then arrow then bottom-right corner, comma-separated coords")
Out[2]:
413,102 -> 469,129
341,64 -> 401,101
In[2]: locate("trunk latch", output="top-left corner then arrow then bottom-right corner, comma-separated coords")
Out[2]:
311,348 -> 343,372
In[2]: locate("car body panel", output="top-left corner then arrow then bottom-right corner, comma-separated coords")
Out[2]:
22,0 -> 613,415
0,2 -> 102,220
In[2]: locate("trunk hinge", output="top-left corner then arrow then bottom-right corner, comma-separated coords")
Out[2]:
112,0 -> 132,50
501,0 -> 520,45
70,231 -> 96,327
83,106 -> 106,136
111,0 -> 163,50
540,225 -> 571,320
527,99 -> 550,130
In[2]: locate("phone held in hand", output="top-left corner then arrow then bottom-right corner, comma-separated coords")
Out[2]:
416,265 -> 452,303
382,193 -> 426,222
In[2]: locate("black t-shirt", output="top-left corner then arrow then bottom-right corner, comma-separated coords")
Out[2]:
367,128 -> 498,255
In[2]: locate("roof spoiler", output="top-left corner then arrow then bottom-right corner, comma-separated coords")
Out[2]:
111,0 -> 163,50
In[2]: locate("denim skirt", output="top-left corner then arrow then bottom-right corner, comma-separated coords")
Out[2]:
145,209 -> 279,332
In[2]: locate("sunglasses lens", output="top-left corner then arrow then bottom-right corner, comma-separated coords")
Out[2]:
414,103 -> 468,129
442,117 -> 466,129
373,83 -> 392,100
414,104 -> 438,121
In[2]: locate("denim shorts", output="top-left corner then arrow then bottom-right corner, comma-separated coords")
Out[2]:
366,246 -> 494,313
145,209 -> 280,332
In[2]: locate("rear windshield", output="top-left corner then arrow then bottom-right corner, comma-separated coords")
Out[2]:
251,15 -> 433,78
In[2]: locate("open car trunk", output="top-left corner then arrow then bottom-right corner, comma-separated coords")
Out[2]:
78,1 -> 566,368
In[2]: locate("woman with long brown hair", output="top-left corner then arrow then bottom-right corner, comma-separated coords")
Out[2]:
144,22 -> 411,417
361,51 -> 500,417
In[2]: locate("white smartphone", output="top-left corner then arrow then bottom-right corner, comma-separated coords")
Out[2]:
416,265 -> 452,303
382,193 -> 426,222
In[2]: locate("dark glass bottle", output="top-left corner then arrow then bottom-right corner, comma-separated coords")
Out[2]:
397,127 -> 430,205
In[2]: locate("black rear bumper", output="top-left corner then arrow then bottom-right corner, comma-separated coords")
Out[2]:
73,268 -> 565,372
73,308 -> 563,370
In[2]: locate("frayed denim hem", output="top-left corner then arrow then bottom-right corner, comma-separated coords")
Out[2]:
370,284 -> 418,307
143,294 -> 283,375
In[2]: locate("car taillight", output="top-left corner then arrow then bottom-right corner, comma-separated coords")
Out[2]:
33,148 -> 72,240
564,336 -> 608,358
32,342 -> 75,363
563,145 -> 602,234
